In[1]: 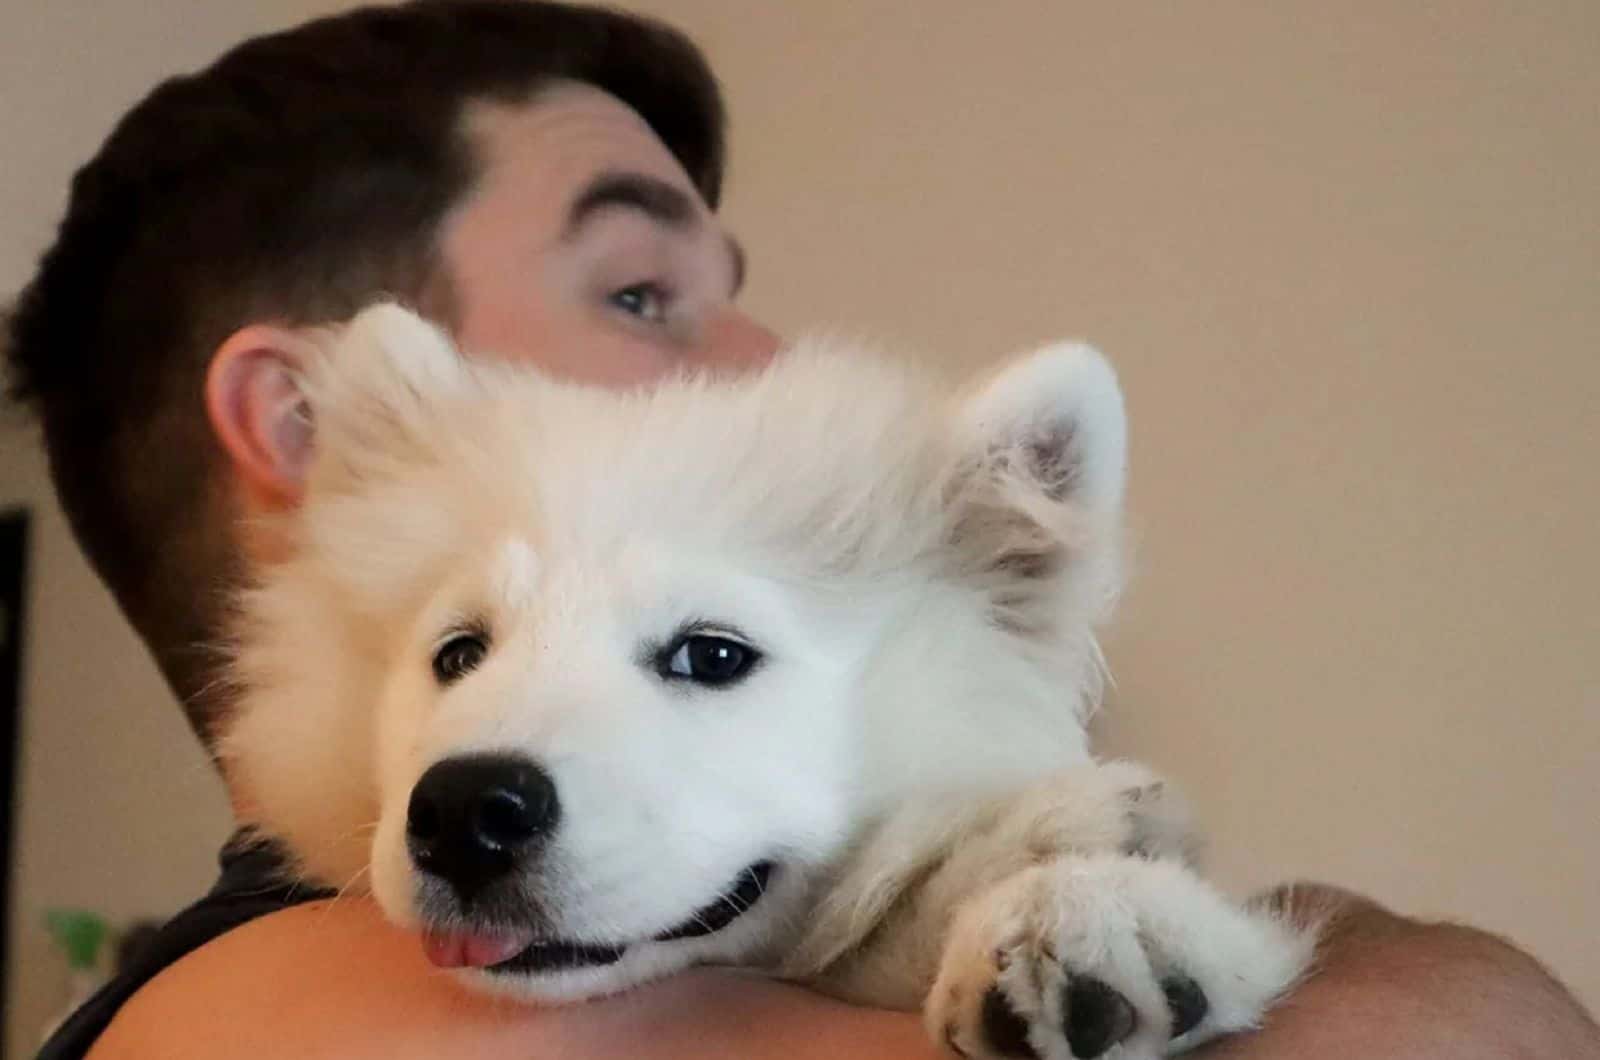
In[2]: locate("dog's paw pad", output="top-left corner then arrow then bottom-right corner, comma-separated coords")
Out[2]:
980,987 -> 1040,1058
1161,975 -> 1208,1038
1062,977 -> 1137,1058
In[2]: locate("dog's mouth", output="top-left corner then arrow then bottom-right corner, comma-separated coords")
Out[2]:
421,861 -> 777,975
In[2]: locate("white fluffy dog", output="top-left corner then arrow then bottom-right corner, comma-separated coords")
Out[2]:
221,304 -> 1312,1060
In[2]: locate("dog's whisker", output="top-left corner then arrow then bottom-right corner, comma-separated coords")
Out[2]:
332,819 -> 381,843
315,863 -> 372,921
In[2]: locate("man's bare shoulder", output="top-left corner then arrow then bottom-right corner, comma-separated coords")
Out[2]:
90,886 -> 1599,1060
1199,884 -> 1600,1059
90,898 -> 938,1060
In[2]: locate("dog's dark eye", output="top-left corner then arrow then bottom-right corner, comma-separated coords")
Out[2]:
661,634 -> 760,687
433,632 -> 489,685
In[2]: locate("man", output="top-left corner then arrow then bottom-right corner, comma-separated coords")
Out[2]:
7,2 -> 1595,1058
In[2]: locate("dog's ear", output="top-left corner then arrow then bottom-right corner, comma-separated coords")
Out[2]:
299,302 -> 472,490
947,341 -> 1127,632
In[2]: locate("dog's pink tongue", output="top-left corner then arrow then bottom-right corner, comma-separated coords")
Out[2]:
421,930 -> 531,969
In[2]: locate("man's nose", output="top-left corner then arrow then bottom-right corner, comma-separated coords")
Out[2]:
697,308 -> 781,371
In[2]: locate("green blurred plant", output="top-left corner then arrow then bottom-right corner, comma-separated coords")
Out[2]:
44,908 -> 110,972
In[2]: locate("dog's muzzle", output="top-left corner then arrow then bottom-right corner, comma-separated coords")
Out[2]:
403,752 -> 779,973
422,860 -> 778,974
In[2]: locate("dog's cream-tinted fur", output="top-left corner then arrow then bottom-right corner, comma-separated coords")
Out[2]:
222,305 -> 1311,1058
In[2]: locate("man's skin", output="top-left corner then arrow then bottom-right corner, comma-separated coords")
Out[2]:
92,83 -> 1600,1059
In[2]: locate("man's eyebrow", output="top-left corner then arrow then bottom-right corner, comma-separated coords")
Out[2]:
564,171 -> 697,235
565,169 -> 748,294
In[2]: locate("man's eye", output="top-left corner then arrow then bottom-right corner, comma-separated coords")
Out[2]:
608,282 -> 670,323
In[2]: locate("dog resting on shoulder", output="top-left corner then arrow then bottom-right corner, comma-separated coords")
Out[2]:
220,304 -> 1312,1060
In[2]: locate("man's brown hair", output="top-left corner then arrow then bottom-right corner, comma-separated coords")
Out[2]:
3,0 -> 726,741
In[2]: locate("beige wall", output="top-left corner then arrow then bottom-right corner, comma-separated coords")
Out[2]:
3,1 -> 1595,1051
660,0 -> 1600,1009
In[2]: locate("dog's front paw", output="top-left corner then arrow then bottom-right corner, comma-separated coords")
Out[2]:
925,854 -> 1313,1059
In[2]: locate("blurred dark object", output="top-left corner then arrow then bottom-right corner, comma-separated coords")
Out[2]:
1,509 -> 30,1037
115,919 -> 167,975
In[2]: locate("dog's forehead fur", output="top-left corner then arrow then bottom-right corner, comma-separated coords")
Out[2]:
303,337 -> 960,610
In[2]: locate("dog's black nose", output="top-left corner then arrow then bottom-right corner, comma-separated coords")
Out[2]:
406,753 -> 558,898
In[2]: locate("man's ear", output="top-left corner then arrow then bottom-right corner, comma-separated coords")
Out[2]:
205,303 -> 468,511
205,324 -> 322,510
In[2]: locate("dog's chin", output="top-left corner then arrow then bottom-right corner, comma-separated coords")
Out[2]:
431,861 -> 789,1002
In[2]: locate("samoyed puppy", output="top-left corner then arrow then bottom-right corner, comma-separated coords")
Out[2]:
221,304 -> 1311,1060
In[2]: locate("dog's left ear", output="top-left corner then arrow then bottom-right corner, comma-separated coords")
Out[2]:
948,341 -> 1127,629
299,302 -> 473,492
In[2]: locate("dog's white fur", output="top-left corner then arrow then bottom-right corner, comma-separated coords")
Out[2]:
221,305 -> 1311,1058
